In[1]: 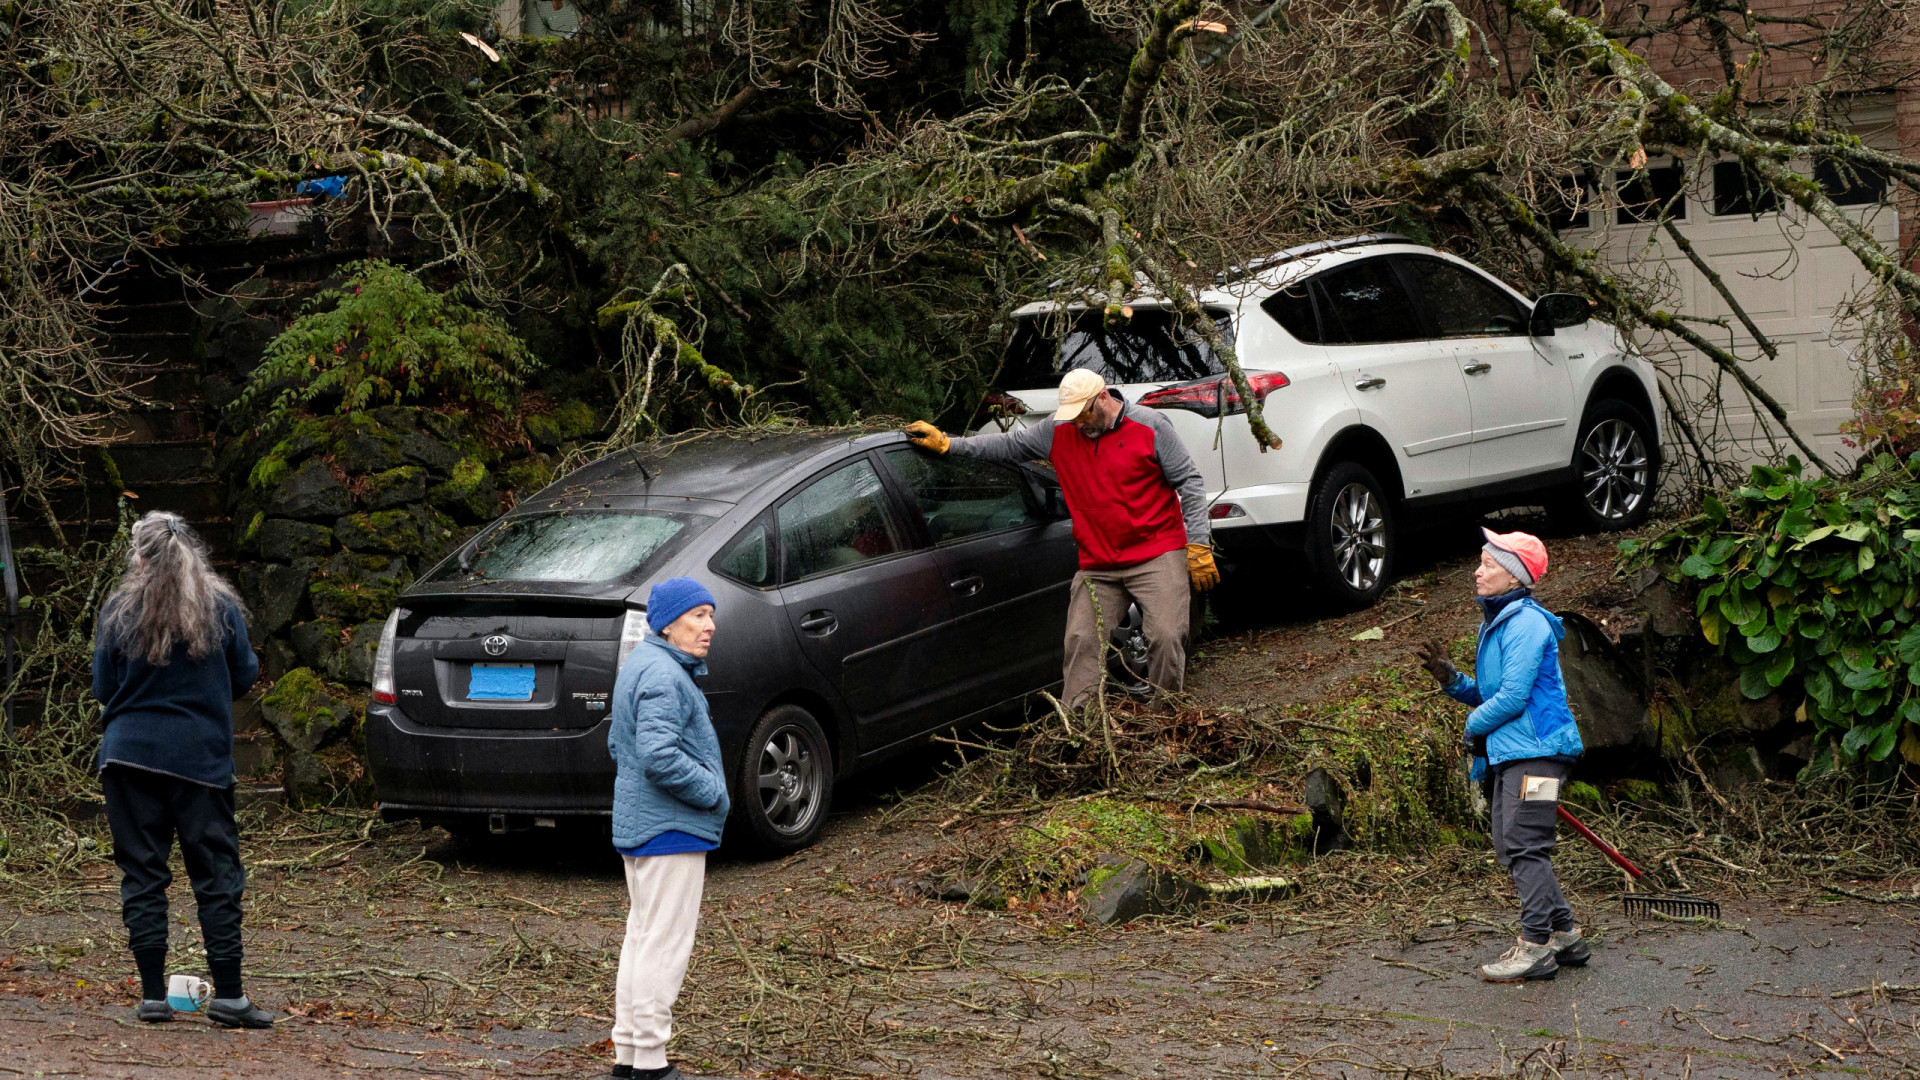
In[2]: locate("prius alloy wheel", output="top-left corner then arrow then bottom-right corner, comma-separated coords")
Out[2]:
1553,400 -> 1658,532
1307,460 -> 1395,611
735,705 -> 833,854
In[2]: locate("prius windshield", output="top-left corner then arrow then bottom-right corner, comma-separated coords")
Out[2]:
425,510 -> 695,585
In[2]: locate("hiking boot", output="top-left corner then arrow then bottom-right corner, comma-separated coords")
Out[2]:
1548,927 -> 1590,967
1479,938 -> 1558,982
136,1000 -> 173,1023
206,996 -> 276,1029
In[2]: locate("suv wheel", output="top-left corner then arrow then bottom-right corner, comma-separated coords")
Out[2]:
1306,460 -> 1395,610
1552,400 -> 1657,532
733,704 -> 833,856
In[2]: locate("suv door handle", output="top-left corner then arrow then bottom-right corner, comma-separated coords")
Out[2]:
798,610 -> 838,635
1463,362 -> 1493,375
1354,376 -> 1386,391
949,574 -> 984,597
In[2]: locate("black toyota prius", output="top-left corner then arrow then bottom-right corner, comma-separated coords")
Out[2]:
365,428 -> 1099,854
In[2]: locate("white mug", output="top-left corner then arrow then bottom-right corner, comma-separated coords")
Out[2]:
166,974 -> 211,1013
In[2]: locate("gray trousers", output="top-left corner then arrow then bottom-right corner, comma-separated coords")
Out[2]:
1062,548 -> 1190,708
1490,757 -> 1574,943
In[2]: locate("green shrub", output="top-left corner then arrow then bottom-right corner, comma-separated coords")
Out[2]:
1629,453 -> 1920,770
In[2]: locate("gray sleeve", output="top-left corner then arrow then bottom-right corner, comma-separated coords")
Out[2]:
1135,407 -> 1211,545
947,420 -> 1057,463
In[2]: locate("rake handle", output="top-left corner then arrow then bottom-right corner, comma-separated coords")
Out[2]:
1556,804 -> 1646,881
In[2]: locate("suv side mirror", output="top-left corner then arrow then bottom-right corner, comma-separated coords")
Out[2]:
1530,293 -> 1591,337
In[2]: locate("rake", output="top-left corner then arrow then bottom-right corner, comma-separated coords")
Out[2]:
1556,805 -> 1722,920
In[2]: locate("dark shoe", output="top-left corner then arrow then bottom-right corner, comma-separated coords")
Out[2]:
632,1067 -> 681,1080
1479,938 -> 1558,982
610,1067 -> 633,1079
1548,927 -> 1591,967
137,1000 -> 173,1023
206,997 -> 276,1029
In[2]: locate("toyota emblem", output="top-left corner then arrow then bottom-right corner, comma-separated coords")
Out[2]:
482,634 -> 509,657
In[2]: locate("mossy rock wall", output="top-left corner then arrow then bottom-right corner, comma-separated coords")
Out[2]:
225,402 -> 604,690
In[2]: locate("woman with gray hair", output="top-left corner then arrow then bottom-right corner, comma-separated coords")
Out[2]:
92,511 -> 270,1027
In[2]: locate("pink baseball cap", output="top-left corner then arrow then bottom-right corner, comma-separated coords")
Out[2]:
1482,527 -> 1548,585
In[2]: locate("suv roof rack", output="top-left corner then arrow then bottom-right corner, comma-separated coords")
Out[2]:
1213,232 -> 1414,286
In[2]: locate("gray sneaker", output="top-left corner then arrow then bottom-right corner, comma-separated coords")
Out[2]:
1548,927 -> 1590,967
1480,938 -> 1558,982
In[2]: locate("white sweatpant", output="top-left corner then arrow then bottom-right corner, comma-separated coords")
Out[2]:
612,851 -> 706,1069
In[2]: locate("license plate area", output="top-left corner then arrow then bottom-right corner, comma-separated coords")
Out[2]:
438,660 -> 560,710
468,663 -> 535,701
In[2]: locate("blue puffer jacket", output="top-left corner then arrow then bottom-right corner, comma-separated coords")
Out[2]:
1444,592 -> 1583,781
609,636 -> 730,849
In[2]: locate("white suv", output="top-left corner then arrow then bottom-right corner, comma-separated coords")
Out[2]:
981,235 -> 1662,610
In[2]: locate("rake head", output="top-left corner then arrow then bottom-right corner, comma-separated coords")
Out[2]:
1622,892 -> 1721,920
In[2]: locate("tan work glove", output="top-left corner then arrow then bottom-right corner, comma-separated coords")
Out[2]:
904,421 -> 950,454
1187,543 -> 1220,591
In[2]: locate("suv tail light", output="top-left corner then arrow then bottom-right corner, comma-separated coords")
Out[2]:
1138,380 -> 1224,415
1209,502 -> 1246,520
1140,371 -> 1290,418
1221,371 -> 1290,414
982,390 -> 1029,417
369,608 -> 403,704
618,607 -> 648,670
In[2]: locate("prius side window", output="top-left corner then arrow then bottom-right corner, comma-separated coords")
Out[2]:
715,519 -> 774,587
777,459 -> 901,580
884,450 -> 1037,543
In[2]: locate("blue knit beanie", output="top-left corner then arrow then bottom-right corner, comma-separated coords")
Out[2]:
647,577 -> 717,634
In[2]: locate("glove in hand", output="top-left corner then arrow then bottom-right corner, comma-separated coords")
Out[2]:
1415,639 -> 1457,688
1186,543 -> 1220,591
904,421 -> 949,454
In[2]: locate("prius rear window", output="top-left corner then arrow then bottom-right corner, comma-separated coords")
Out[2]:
426,510 -> 694,585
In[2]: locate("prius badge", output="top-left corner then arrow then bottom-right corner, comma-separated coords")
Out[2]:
483,634 -> 509,657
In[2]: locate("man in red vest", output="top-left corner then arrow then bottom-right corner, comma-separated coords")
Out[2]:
906,368 -> 1218,707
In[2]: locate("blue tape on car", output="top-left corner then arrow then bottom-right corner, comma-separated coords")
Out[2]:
469,664 -> 535,700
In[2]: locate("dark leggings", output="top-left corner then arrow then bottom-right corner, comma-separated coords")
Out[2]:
102,765 -> 247,999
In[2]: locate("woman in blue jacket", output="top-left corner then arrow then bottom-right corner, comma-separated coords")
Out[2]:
605,577 -> 729,1080
93,512 -> 271,1027
1416,529 -> 1588,982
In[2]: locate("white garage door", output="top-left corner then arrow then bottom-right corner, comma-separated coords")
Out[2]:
1563,102 -> 1900,476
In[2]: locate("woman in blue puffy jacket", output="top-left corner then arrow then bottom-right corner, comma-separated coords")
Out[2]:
605,577 -> 729,1080
1416,529 -> 1588,983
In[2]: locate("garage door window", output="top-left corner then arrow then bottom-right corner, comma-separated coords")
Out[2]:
1713,161 -> 1780,217
1396,258 -> 1527,337
1815,160 -> 1886,206
1617,165 -> 1687,223
778,460 -> 901,581
884,450 -> 1037,543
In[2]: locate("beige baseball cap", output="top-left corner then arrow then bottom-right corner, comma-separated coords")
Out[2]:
1052,368 -> 1107,421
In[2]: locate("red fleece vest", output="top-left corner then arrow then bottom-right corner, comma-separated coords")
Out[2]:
1049,416 -> 1188,571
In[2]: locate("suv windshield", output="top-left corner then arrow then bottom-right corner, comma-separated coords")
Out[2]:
1001,308 -> 1233,388
424,510 -> 694,585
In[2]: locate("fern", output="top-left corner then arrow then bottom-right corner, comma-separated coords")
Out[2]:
237,261 -> 537,423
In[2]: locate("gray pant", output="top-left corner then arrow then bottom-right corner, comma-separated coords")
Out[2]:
1490,757 -> 1574,944
1061,548 -> 1190,708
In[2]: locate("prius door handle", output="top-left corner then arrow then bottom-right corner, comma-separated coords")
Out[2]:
949,575 -> 984,597
1354,376 -> 1386,391
1463,362 -> 1493,375
798,610 -> 838,635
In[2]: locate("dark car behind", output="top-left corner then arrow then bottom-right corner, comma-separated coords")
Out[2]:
365,429 -> 1079,853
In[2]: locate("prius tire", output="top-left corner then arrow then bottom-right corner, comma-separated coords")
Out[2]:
733,705 -> 834,857
1305,460 -> 1395,611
